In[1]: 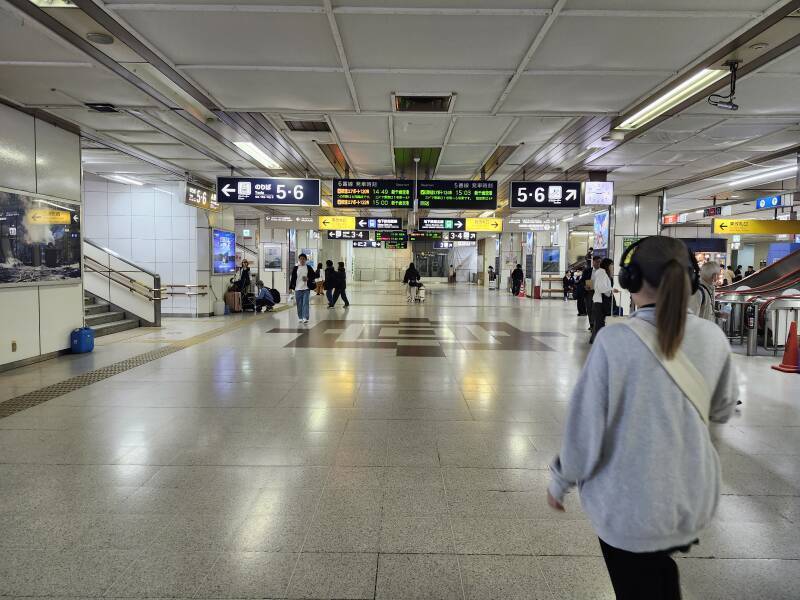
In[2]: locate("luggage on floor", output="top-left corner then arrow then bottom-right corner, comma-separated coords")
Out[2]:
242,293 -> 256,312
70,327 -> 94,353
225,291 -> 242,313
270,288 -> 281,303
417,286 -> 427,302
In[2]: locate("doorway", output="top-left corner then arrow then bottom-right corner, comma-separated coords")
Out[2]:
414,251 -> 447,277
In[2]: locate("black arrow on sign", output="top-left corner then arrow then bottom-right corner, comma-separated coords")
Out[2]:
323,219 -> 330,226
719,223 -> 727,230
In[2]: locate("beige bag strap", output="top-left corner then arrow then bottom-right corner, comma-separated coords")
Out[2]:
623,318 -> 711,425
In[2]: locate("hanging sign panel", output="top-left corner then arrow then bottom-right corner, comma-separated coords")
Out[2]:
353,240 -> 381,248
444,231 -> 477,241
327,230 -> 368,240
756,195 -> 783,210
713,219 -> 800,235
185,181 -> 220,212
355,217 -> 402,230
466,218 -> 502,232
319,215 -> 355,230
333,179 -> 413,209
217,177 -> 320,206
417,180 -> 497,210
418,218 -> 466,231
510,181 -> 581,209
375,230 -> 409,243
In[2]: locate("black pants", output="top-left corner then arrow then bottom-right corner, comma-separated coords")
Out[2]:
331,289 -> 349,306
585,296 -> 595,327
599,538 -> 682,600
590,297 -> 612,342
576,293 -> 586,315
511,281 -> 521,295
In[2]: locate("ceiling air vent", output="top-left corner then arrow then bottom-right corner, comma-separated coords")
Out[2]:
393,94 -> 454,113
85,103 -> 118,113
285,120 -> 331,132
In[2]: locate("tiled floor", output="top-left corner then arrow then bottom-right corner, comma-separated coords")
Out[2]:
0,283 -> 798,599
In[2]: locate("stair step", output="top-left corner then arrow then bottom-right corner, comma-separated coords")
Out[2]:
90,319 -> 140,337
84,296 -> 96,306
84,302 -> 110,316
85,311 -> 126,326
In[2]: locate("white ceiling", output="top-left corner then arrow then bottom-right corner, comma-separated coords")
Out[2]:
1,0 -> 799,219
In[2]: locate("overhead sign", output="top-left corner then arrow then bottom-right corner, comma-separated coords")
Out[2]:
218,177 -> 320,206
24,208 -> 72,225
510,181 -> 581,209
584,181 -> 614,206
714,219 -> 800,235
333,179 -> 413,209
355,217 -> 402,230
506,217 -> 555,232
417,180 -> 497,210
703,206 -> 723,218
756,195 -> 783,210
466,217 -> 502,232
384,240 -> 408,249
418,217 -> 465,231
327,230 -> 368,240
353,240 -> 381,248
434,241 -> 454,249
444,231 -> 477,241
319,215 -> 355,230
409,231 -> 442,241
375,230 -> 409,243
185,181 -> 220,212
661,213 -> 688,225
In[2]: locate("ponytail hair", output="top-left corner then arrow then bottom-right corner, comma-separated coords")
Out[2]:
655,258 -> 690,359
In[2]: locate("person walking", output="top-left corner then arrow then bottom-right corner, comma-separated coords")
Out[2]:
548,236 -> 737,600
315,262 -> 325,295
589,257 -> 614,343
330,261 -> 350,308
585,255 -> 602,330
403,262 -> 421,302
689,261 -> 719,322
324,260 -> 337,308
562,272 -> 574,302
574,270 -> 587,316
289,253 -> 315,324
448,264 -> 456,284
511,264 -> 524,296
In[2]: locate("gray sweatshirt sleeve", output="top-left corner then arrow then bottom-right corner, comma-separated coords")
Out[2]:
549,340 -> 610,503
710,351 -> 738,424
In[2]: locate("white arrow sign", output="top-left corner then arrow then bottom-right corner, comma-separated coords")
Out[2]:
221,184 -> 235,197
454,220 -> 464,228
358,219 -> 367,227
566,189 -> 577,202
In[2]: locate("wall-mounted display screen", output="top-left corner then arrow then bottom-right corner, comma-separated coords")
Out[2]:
584,181 -> 614,206
333,179 -> 413,209
375,230 -> 409,242
212,228 -> 236,274
593,211 -> 609,250
410,231 -> 443,241
384,241 -> 408,249
417,180 -> 497,210
0,189 -> 81,287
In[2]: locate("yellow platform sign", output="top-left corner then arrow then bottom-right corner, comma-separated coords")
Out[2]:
713,218 -> 800,235
25,209 -> 72,225
466,217 -> 503,232
318,215 -> 355,230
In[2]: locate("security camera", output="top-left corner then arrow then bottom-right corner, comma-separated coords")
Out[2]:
714,100 -> 739,111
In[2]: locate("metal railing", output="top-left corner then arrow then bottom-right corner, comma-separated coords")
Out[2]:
165,284 -> 209,297
84,255 -> 164,302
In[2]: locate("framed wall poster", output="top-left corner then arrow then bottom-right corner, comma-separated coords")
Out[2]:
593,211 -> 609,250
211,228 -> 236,275
542,248 -> 561,273
262,242 -> 282,272
0,188 -> 81,287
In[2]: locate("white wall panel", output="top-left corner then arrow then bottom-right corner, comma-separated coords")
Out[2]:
0,103 -> 36,194
39,284 -> 83,354
0,287 -> 40,364
35,119 -> 81,201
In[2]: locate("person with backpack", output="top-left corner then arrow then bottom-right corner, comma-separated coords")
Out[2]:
403,262 -> 421,302
253,280 -> 275,312
330,261 -> 350,308
288,253 -> 316,324
324,260 -> 337,308
510,264 -> 524,296
548,236 -> 737,600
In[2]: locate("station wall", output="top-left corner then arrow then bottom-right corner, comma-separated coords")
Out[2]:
0,102 -> 83,368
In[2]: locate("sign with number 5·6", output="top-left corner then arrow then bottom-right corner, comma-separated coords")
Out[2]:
509,181 -> 581,209
217,177 -> 320,206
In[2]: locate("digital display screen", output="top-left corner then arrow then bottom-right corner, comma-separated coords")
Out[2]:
584,181 -> 614,206
409,231 -> 443,241
417,180 -> 497,210
375,230 -> 409,242
384,241 -> 408,249
333,179 -> 413,209
211,228 -> 236,274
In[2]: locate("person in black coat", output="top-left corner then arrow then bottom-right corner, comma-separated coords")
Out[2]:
323,260 -> 337,308
511,264 -> 524,296
288,253 -> 316,323
574,270 -> 587,315
330,261 -> 350,308
403,262 -> 421,302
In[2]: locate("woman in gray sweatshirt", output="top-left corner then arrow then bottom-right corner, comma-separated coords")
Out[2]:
548,236 -> 737,599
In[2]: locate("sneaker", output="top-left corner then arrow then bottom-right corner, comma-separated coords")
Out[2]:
344,304 -> 350,308
327,305 -> 334,309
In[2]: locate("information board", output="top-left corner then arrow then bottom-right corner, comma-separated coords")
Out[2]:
355,217 -> 402,230
419,218 -> 466,231
211,228 -> 236,274
510,181 -> 581,209
756,195 -> 782,210
584,181 -> 614,206
417,180 -> 497,210
409,231 -> 443,241
444,231 -> 477,241
327,230 -> 368,240
218,177 -> 320,206
384,240 -> 408,249
185,181 -> 220,212
333,179 -> 413,209
353,240 -> 381,248
703,206 -> 723,217
375,231 -> 409,243
713,219 -> 800,235
466,218 -> 502,232
434,241 -> 454,250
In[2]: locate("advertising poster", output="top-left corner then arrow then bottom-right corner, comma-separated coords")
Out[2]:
593,211 -> 609,250
211,228 -> 236,275
301,248 -> 315,268
542,248 -> 561,273
0,190 -> 81,286
262,243 -> 282,271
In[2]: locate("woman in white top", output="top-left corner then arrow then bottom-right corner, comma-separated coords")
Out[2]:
589,257 -> 614,343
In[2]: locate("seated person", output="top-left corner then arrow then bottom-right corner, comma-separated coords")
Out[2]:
254,280 -> 275,312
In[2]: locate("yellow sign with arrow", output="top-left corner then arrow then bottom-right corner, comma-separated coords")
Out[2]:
713,219 -> 800,235
318,215 -> 356,230
465,218 -> 503,232
25,209 -> 72,225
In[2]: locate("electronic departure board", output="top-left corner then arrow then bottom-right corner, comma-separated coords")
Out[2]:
375,230 -> 409,243
384,241 -> 408,250
417,180 -> 497,210
409,231 -> 443,241
333,179 -> 413,209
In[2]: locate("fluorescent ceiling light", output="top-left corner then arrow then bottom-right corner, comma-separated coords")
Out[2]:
478,210 -> 494,218
617,69 -> 727,131
695,209 -> 705,214
234,142 -> 281,170
690,165 -> 798,197
29,0 -> 76,6
106,174 -> 143,186
561,215 -> 574,222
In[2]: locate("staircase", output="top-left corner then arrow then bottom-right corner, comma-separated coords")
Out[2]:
84,294 -> 141,337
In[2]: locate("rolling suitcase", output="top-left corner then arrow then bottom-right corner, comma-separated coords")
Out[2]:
224,291 -> 242,313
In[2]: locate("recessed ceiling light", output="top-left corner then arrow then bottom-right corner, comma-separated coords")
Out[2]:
86,32 -> 114,45
234,141 -> 281,170
749,42 -> 769,50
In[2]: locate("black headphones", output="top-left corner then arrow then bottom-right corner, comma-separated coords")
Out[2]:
618,237 -> 700,294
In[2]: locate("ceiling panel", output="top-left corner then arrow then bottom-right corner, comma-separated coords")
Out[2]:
629,149 -> 714,166
448,116 -> 515,144
565,0 -> 774,9
353,72 -> 509,112
117,11 -> 339,66
670,121 -> 797,150
504,117 -> 573,145
440,144 -> 494,166
503,73 -> 664,113
105,130 -> 179,144
132,143 -> 211,160
330,114 -> 389,143
529,16 -> 750,70
49,108 -> 154,131
334,0 -> 553,6
342,142 -> 392,168
186,70 -> 354,111
732,127 -> 800,152
434,166 -> 475,179
608,164 -> 674,181
338,14 -> 546,69
588,143 -> 667,167
0,9 -> 86,61
393,116 -> 450,146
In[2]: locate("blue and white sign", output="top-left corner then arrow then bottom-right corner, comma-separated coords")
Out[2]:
756,195 -> 782,210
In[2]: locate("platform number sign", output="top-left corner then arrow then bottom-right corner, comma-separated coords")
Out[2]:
510,181 -> 581,209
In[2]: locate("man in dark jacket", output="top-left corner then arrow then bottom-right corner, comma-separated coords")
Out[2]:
323,260 -> 337,308
511,264 -> 524,296
330,261 -> 350,308
289,253 -> 316,323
